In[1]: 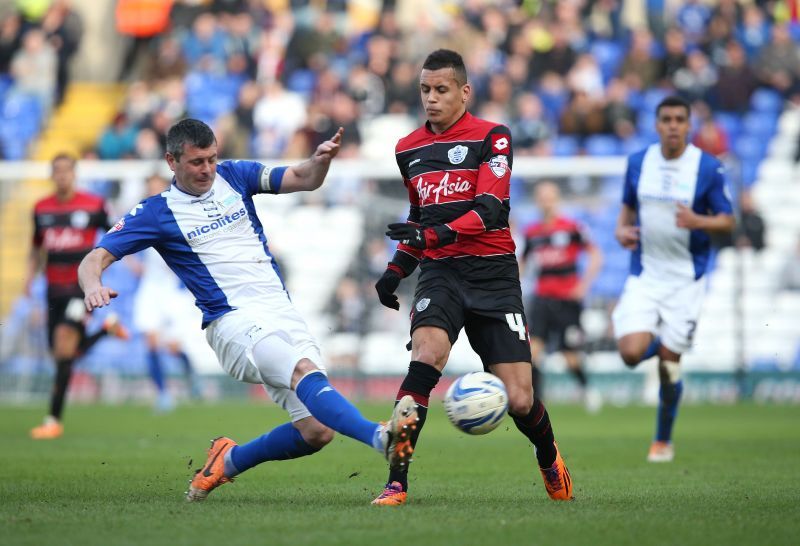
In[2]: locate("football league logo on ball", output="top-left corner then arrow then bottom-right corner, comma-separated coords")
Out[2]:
443,372 -> 508,435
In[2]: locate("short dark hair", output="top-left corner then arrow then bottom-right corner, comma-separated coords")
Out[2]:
656,95 -> 691,117
422,49 -> 468,86
51,152 -> 76,169
166,118 -> 216,160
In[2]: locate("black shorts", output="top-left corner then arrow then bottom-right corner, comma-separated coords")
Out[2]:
410,261 -> 531,367
47,295 -> 86,348
527,296 -> 584,351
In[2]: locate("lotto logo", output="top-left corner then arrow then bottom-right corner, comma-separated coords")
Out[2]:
492,135 -> 509,153
108,218 -> 125,233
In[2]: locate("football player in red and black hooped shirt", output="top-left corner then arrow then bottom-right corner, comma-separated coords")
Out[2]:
521,181 -> 603,410
27,153 -> 121,439
372,49 -> 573,505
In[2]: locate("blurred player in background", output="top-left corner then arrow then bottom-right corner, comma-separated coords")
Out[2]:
375,49 -> 572,506
613,96 -> 734,462
133,174 -> 204,411
78,119 -> 418,502
28,153 -> 129,440
521,180 -> 603,412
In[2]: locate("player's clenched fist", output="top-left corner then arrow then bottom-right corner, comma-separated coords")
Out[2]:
615,225 -> 640,250
385,222 -> 456,250
375,269 -> 402,310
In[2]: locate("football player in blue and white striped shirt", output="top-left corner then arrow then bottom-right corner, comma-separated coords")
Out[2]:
613,96 -> 734,462
78,119 -> 418,501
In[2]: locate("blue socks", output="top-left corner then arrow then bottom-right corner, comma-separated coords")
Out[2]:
226,422 -> 319,476
222,372 -> 384,478
146,350 -> 166,393
176,351 -> 193,375
642,337 -> 661,363
655,380 -> 683,443
295,371 -> 380,448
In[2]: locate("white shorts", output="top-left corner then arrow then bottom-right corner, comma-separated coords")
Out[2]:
204,293 -> 324,422
612,275 -> 706,354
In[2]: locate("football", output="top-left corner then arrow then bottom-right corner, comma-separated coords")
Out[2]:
443,372 -> 508,435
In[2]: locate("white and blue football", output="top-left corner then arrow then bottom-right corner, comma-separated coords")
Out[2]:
443,372 -> 508,435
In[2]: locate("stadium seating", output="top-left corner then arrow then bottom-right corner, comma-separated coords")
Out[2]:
585,134 -> 622,156
750,88 -> 784,115
0,93 -> 42,160
590,40 -> 625,84
552,135 -> 580,157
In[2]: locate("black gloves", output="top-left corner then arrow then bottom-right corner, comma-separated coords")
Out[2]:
375,268 -> 402,310
385,223 -> 456,249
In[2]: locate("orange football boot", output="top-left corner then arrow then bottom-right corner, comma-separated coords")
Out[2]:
383,395 -> 418,470
186,436 -> 237,502
371,481 -> 408,506
539,443 -> 574,501
30,417 -> 63,440
647,441 -> 674,463
102,313 -> 130,340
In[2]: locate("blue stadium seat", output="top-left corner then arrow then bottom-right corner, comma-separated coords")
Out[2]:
538,90 -> 568,124
636,111 -> 658,140
552,135 -> 580,156
2,93 -> 42,139
740,158 -> 761,187
621,134 -> 655,155
733,135 -> 767,161
742,111 -> 778,139
286,69 -> 318,98
1,135 -> 27,160
591,269 -> 627,299
590,40 -> 624,84
640,88 -> 671,115
750,88 -> 784,114
714,112 -> 742,140
625,89 -> 644,113
585,134 -> 622,156
185,71 -> 243,123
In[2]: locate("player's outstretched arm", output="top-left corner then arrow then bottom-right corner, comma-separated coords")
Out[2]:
78,248 -> 119,311
279,127 -> 344,194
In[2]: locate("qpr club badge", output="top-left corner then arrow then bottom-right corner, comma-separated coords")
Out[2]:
415,297 -> 431,312
70,210 -> 90,228
488,155 -> 509,177
447,145 -> 468,165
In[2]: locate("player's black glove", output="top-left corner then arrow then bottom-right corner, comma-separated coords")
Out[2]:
385,223 -> 456,249
375,268 -> 402,310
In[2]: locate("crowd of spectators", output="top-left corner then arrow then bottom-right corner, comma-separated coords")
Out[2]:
3,0 -> 800,377
89,0 -> 800,175
1,0 -> 799,174
0,0 -> 83,112
0,0 -> 84,158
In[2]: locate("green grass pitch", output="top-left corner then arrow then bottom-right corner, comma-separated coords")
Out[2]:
2,401 -> 798,546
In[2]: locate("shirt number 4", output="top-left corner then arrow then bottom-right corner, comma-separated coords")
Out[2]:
505,313 -> 527,341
